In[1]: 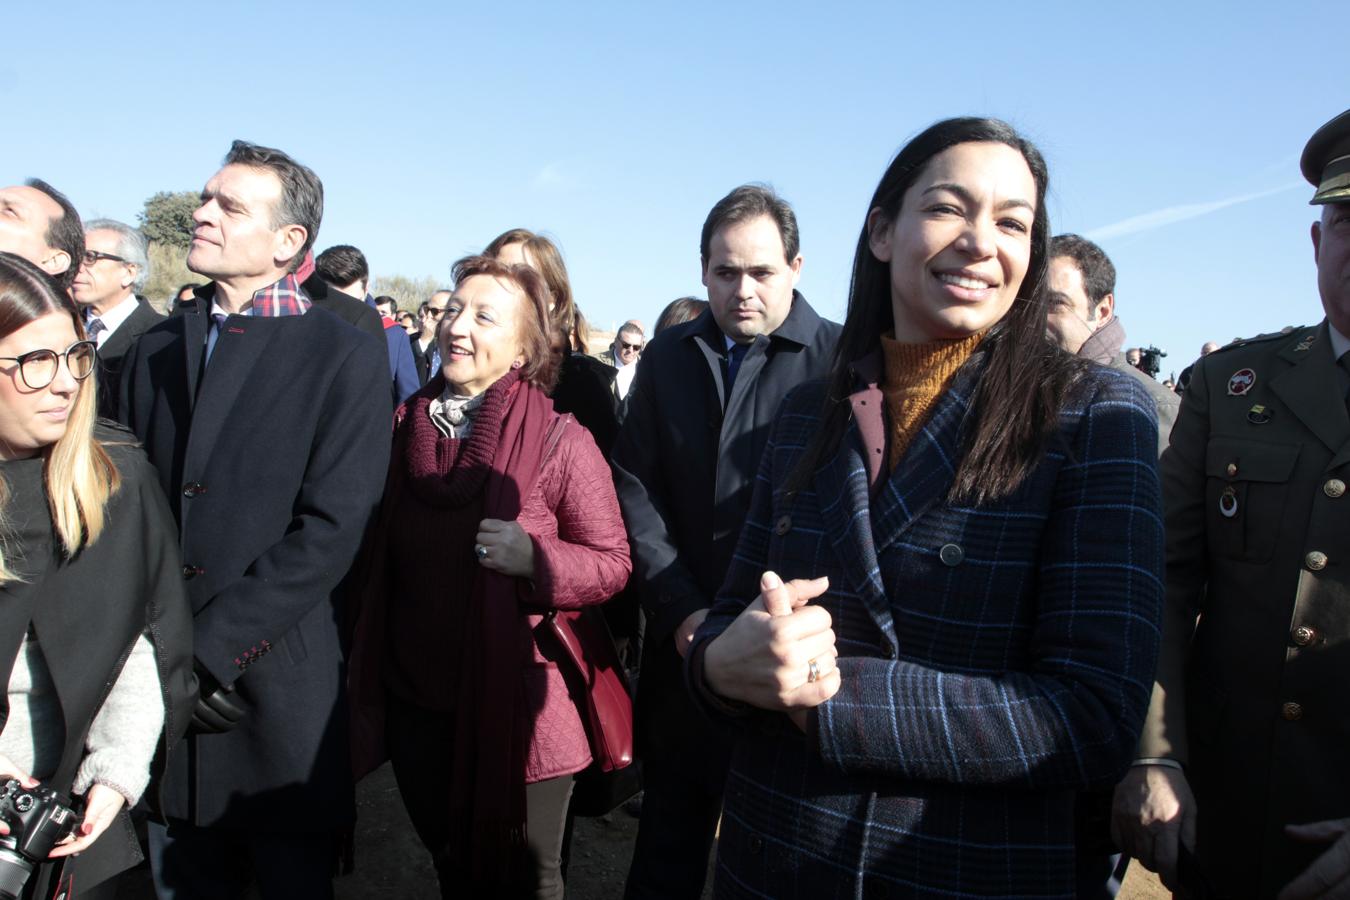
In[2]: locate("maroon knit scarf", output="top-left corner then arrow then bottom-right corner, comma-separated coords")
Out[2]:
405,369 -> 555,888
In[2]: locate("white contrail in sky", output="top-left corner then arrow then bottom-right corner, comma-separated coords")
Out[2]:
1086,182 -> 1303,241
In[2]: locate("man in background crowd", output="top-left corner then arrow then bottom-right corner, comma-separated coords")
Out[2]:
71,218 -> 163,419
601,320 -> 645,402
374,295 -> 396,319
315,244 -> 418,404
0,179 -> 84,291
120,140 -> 390,900
410,289 -> 448,385
1112,107 -> 1350,899
613,184 -> 840,899
1045,233 -> 1179,456
1176,340 -> 1222,393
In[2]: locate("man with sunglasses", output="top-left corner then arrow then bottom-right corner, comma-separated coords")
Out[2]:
70,219 -> 163,419
411,289 -> 449,385
600,321 -> 645,402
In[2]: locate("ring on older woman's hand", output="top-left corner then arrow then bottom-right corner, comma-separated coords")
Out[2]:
474,544 -> 489,561
807,658 -> 821,684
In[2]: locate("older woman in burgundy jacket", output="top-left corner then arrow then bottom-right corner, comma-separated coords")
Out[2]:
347,254 -> 630,900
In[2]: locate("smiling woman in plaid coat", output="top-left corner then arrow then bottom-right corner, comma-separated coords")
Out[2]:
689,118 -> 1164,899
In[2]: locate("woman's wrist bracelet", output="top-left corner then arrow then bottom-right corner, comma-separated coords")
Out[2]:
1130,757 -> 1184,771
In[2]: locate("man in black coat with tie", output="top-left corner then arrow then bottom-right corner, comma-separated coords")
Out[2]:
70,218 -> 163,420
614,185 -> 841,899
119,140 -> 390,900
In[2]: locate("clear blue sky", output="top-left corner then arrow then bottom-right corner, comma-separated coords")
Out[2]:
6,1 -> 1340,378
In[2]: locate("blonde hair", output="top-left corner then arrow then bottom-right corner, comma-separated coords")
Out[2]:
0,253 -> 120,582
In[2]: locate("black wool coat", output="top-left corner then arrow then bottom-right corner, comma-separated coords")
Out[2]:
610,295 -> 840,754
0,428 -> 195,897
118,293 -> 391,829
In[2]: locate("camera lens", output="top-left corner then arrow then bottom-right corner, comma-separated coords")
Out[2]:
0,849 -> 34,900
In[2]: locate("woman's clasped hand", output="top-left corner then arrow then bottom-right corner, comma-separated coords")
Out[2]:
473,518 -> 536,578
703,571 -> 839,723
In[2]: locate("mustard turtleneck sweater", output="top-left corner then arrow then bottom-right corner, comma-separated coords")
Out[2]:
880,331 -> 986,470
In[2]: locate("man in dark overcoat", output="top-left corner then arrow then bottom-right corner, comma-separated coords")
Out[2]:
119,140 -> 390,899
614,184 -> 840,898
1112,108 -> 1350,898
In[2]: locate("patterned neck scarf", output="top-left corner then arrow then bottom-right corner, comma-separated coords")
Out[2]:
247,272 -> 311,317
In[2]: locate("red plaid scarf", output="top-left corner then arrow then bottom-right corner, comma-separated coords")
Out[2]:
247,271 -> 311,317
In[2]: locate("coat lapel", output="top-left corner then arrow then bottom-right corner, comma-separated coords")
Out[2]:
870,364 -> 974,556
812,427 -> 895,645
182,315 -> 284,473
181,300 -> 209,411
1270,323 -> 1350,460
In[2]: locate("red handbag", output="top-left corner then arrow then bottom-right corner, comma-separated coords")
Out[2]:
547,608 -> 634,772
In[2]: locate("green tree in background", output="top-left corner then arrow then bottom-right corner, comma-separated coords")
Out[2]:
142,243 -> 198,312
138,191 -> 198,248
371,275 -> 443,313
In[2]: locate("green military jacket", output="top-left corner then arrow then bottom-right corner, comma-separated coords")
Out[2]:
1141,321 -> 1350,897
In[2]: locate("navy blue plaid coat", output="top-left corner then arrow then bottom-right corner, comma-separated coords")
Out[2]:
691,350 -> 1164,899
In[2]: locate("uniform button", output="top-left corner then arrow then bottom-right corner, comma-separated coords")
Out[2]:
1226,463 -> 1238,477
181,481 -> 205,498
1282,701 -> 1303,721
182,565 -> 198,580
1306,551 -> 1328,571
747,834 -> 763,854
1325,479 -> 1346,498
1292,625 -> 1317,646
939,543 -> 964,566
774,515 -> 792,536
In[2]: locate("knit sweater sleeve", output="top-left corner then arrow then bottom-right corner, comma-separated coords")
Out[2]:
73,632 -> 163,805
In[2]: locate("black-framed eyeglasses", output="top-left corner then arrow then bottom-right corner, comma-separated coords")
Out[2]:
80,250 -> 130,267
426,307 -> 447,318
0,341 -> 97,389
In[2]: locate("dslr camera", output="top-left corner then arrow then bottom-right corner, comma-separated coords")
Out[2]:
0,779 -> 78,899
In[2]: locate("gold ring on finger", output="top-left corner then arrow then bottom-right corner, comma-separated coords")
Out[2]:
807,658 -> 821,683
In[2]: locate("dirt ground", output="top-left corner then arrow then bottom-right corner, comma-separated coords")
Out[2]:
112,765 -> 1168,898
112,763 -> 671,899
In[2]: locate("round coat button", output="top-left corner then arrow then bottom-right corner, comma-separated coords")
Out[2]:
1306,551 -> 1328,571
182,565 -> 198,580
1292,625 -> 1316,646
774,515 -> 792,536
1226,462 -> 1238,477
747,834 -> 764,854
182,482 -> 203,498
939,543 -> 964,566
1282,701 -> 1303,721
1325,479 -> 1346,498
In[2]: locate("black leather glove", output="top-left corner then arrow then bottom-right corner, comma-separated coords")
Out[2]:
190,664 -> 245,734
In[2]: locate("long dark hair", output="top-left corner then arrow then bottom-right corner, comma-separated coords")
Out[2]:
789,117 -> 1083,505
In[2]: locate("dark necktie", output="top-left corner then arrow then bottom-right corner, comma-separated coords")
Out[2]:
86,317 -> 106,344
726,342 -> 750,395
205,313 -> 228,363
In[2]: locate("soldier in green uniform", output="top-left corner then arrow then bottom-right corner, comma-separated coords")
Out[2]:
1110,107 -> 1350,898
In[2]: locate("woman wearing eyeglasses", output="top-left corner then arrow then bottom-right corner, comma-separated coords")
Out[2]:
0,252 -> 193,899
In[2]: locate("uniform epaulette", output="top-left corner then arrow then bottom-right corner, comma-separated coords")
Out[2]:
1209,326 -> 1316,355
